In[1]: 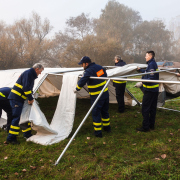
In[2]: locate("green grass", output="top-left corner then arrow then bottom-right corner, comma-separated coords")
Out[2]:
1,81 -> 180,179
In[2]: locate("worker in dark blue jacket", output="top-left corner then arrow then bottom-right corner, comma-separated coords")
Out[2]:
137,51 -> 159,132
113,55 -> 127,113
5,63 -> 44,144
75,56 -> 110,138
0,87 -> 12,132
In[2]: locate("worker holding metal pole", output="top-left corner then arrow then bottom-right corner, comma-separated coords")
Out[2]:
136,51 -> 159,132
75,56 -> 111,138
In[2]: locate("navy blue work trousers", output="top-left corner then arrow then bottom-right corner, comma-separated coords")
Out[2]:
91,97 -> 110,135
142,90 -> 158,130
0,100 -> 13,133
115,83 -> 126,112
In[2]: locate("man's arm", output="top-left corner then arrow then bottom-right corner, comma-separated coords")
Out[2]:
76,71 -> 90,91
22,71 -> 34,101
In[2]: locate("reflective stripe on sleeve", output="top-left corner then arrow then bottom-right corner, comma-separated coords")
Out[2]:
76,85 -> 82,89
143,84 -> 159,89
24,90 -> 32,95
0,92 -> 6,98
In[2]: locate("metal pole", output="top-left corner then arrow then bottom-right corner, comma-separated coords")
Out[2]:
54,79 -> 111,165
125,88 -> 141,106
52,74 -> 180,85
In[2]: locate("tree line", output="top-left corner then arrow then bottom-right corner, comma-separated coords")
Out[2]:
0,0 -> 179,69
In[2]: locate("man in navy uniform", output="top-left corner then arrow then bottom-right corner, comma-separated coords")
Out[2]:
113,55 -> 126,113
137,51 -> 159,132
5,63 -> 44,144
0,87 -> 12,132
75,56 -> 110,137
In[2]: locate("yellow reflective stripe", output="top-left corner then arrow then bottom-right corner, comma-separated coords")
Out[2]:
11,89 -> 21,96
15,83 -> 23,89
93,122 -> 102,126
89,88 -> 108,95
143,84 -> 159,88
11,89 -> 27,99
21,95 -> 27,100
113,80 -> 127,83
9,130 -> 19,135
0,92 -> 6,98
22,127 -> 31,132
94,127 -> 102,131
102,118 -> 110,122
88,81 -> 106,88
11,125 -> 20,130
156,69 -> 159,71
24,90 -> 32,95
28,122 -> 31,125
76,85 -> 82,89
103,122 -> 110,126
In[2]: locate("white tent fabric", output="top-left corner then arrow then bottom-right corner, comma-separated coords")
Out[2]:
1,64 -> 180,145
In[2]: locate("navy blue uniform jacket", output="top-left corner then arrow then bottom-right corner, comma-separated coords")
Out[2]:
139,58 -> 159,92
8,68 -> 37,102
76,63 -> 109,101
0,87 -> 11,100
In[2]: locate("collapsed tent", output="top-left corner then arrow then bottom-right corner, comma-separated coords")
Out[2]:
0,64 -> 180,145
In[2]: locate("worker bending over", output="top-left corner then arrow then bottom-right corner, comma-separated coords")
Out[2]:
5,63 -> 44,144
75,56 -> 110,138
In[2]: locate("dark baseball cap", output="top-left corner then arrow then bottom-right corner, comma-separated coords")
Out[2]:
78,56 -> 91,65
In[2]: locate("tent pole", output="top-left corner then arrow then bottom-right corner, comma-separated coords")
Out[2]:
125,88 -> 141,106
54,79 -> 111,166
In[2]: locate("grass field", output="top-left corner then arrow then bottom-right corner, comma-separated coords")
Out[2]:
1,81 -> 180,179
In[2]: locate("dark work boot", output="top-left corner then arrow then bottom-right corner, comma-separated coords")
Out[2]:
95,132 -> 103,138
136,127 -> 149,132
4,139 -> 20,145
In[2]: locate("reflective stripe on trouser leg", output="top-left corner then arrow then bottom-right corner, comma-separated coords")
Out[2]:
22,122 -> 32,138
7,100 -> 24,141
91,99 -> 102,136
100,97 -> 111,131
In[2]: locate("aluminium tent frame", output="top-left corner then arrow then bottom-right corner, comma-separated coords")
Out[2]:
54,68 -> 180,165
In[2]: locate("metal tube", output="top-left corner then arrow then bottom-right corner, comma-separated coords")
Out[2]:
54,79 -> 111,165
125,88 -> 141,106
33,73 -> 49,95
118,68 -> 177,78
158,107 -> 180,113
53,73 -> 180,84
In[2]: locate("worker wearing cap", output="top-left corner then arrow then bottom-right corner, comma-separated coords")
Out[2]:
113,55 -> 127,113
0,87 -> 12,133
5,63 -> 44,144
75,56 -> 110,138
137,51 -> 159,132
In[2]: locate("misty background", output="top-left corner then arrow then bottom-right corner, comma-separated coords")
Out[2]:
0,0 -> 180,69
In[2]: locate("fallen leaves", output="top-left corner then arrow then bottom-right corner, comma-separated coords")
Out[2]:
22,169 -> 27,172
132,143 -> 136,146
168,139 -> 171,142
103,142 -> 106,145
30,166 -> 36,170
161,154 -> 166,159
155,158 -> 160,161
4,156 -> 8,160
87,137 -> 90,140
14,172 -> 18,175
170,133 -> 173,136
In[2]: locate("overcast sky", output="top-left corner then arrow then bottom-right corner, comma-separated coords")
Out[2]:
0,0 -> 180,36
